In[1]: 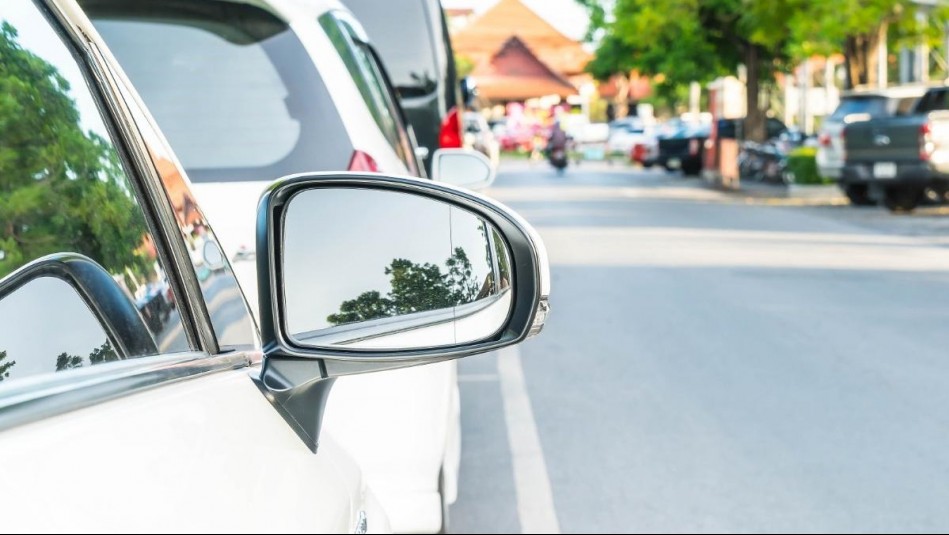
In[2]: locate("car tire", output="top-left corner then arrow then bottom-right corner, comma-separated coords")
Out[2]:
682,160 -> 702,176
844,184 -> 874,206
883,186 -> 922,212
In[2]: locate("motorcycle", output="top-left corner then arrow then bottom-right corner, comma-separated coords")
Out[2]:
549,146 -> 568,172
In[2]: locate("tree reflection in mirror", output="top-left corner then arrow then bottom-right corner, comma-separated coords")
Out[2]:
282,188 -> 513,350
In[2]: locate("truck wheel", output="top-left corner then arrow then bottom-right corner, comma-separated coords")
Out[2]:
883,187 -> 922,212
682,160 -> 702,176
844,184 -> 874,206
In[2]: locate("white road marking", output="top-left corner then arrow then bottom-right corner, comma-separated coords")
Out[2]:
457,373 -> 500,383
497,346 -> 560,534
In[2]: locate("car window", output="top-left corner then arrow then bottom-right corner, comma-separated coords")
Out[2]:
343,0 -> 439,97
84,0 -> 353,183
0,0 -> 191,384
915,90 -> 949,113
829,97 -> 890,121
320,12 -> 418,174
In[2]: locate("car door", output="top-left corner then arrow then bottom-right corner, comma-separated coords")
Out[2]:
0,2 -> 374,532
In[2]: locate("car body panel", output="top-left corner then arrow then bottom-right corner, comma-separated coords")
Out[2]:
82,1 -> 459,531
2,0 -> 382,531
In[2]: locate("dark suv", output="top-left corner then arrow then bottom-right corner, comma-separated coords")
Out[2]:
343,0 -> 464,172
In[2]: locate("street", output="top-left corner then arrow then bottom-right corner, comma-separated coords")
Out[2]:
450,160 -> 949,533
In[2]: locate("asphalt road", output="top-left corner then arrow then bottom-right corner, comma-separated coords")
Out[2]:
450,160 -> 949,533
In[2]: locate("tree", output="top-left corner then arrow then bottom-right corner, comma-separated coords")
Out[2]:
0,22 -> 152,279
55,352 -> 83,372
788,1 -> 949,89
455,53 -> 475,79
327,248 -> 484,327
0,349 -> 14,381
583,0 -> 800,141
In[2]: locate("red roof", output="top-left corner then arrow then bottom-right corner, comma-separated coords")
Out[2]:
472,36 -> 578,101
453,0 -> 590,76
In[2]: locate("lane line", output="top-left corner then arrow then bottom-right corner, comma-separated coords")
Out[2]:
497,346 -> 560,534
457,373 -> 500,383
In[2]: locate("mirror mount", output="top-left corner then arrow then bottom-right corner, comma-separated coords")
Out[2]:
255,173 -> 549,452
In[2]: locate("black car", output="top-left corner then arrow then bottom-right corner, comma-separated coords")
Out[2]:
343,0 -> 465,173
658,117 -> 788,176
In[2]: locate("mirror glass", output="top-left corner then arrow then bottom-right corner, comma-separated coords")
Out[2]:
433,149 -> 495,190
282,188 -> 513,350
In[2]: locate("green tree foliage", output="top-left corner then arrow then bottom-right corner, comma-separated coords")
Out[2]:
327,248 -> 482,326
455,53 -> 475,79
54,341 -> 119,372
0,349 -> 14,381
0,22 -> 151,279
788,0 -> 949,89
55,352 -> 83,372
580,0 -> 798,140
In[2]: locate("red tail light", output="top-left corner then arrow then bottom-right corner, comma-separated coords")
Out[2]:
921,122 -> 934,161
688,138 -> 700,156
818,133 -> 831,147
439,107 -> 463,149
631,143 -> 647,163
348,150 -> 380,172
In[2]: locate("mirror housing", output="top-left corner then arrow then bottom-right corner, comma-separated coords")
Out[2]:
255,173 -> 548,451
430,148 -> 496,191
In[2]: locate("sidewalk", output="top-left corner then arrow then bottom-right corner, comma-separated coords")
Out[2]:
719,179 -> 849,206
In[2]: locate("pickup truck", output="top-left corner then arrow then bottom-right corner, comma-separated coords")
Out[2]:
842,86 -> 949,211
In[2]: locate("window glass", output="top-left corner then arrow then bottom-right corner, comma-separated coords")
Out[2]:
341,0 -> 439,97
320,12 -> 417,173
830,97 -> 890,121
87,0 -> 352,183
0,0 -> 191,383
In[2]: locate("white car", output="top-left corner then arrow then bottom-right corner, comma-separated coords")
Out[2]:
81,0 -> 486,531
607,118 -> 655,159
0,0 -> 546,533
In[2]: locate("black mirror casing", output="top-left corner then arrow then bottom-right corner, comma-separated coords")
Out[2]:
254,173 -> 549,451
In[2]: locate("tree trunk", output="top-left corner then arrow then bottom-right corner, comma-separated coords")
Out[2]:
744,44 -> 766,142
843,22 -> 888,89
613,73 -> 630,118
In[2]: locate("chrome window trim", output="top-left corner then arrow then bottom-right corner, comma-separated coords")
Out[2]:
46,0 -> 223,354
0,351 -> 256,432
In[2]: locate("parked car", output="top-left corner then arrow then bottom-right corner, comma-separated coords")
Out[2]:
607,117 -> 647,155
658,117 -> 788,176
841,85 -> 949,211
80,0 -> 468,531
817,86 -> 926,205
465,111 -> 501,169
0,1 -> 548,532
343,0 -> 465,173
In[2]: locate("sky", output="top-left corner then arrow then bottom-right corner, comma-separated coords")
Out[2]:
442,0 -> 591,41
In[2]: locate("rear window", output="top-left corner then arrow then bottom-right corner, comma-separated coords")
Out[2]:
829,97 -> 889,121
915,90 -> 949,113
319,12 -> 417,174
343,0 -> 439,97
83,0 -> 352,183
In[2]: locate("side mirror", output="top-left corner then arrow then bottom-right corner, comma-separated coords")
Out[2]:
430,148 -> 496,191
255,173 -> 549,451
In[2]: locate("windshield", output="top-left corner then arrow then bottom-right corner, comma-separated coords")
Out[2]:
84,0 -> 352,183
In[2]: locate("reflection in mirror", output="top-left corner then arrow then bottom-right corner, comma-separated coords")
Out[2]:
282,188 -> 513,350
0,277 -> 115,383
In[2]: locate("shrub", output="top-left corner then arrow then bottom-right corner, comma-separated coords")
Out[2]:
785,146 -> 831,185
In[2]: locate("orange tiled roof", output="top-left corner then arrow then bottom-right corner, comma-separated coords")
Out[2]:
472,36 -> 578,100
453,0 -> 591,76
